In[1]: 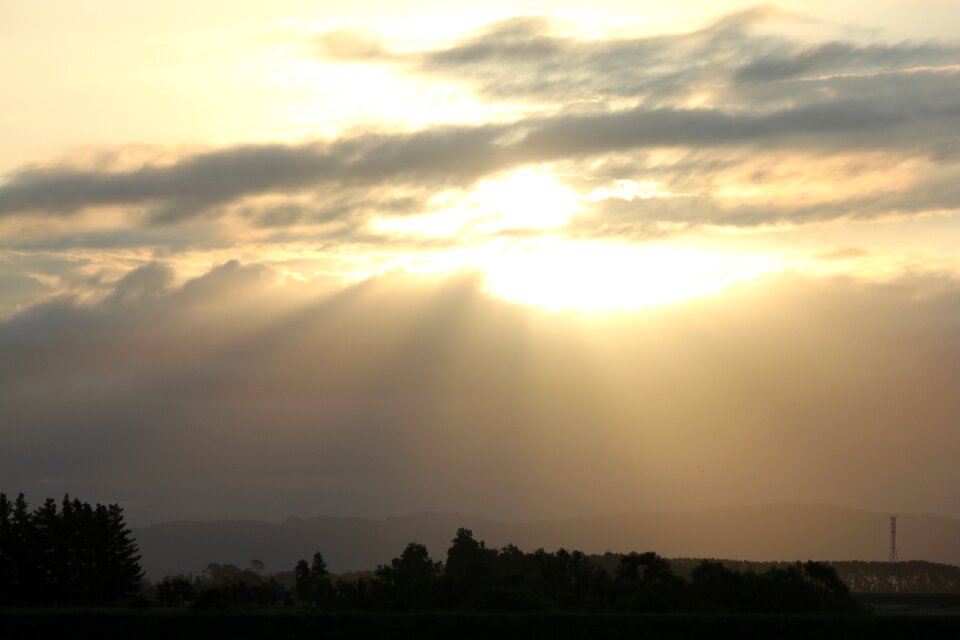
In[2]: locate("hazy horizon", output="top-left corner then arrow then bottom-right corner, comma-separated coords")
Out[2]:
3,2 -> 960,528
129,500 -> 957,530
129,503 -> 960,578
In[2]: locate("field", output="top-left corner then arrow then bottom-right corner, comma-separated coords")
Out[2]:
5,593 -> 960,639
4,607 -> 960,640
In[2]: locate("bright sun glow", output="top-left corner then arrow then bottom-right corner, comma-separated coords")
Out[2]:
470,169 -> 579,232
479,240 -> 780,311
373,168 -> 781,311
372,169 -> 578,238
390,238 -> 782,311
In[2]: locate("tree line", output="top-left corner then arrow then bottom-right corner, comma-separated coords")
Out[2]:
0,493 -> 143,605
295,528 -> 861,613
156,562 -> 293,608
654,558 -> 960,595
156,527 -> 862,613
0,493 -> 862,613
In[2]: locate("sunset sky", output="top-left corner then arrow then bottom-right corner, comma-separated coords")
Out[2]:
2,1 -> 960,525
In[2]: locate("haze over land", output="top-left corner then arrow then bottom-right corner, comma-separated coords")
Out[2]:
2,1 -> 960,530
134,504 -> 960,578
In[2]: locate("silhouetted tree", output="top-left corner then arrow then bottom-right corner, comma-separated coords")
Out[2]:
691,560 -> 754,611
157,576 -> 196,606
295,559 -> 313,604
0,493 -> 13,603
376,542 -> 440,610
277,527 -> 865,615
614,551 -> 685,611
443,528 -> 494,607
471,543 -> 554,611
335,575 -> 376,610
0,493 -> 143,605
98,503 -> 145,602
688,559 -> 861,613
9,494 -> 39,603
188,562 -> 291,609
293,552 -> 334,608
800,560 -> 861,612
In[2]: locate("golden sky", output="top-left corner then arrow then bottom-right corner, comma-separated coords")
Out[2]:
2,1 -> 960,524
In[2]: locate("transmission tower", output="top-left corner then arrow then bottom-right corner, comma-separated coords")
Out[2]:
889,515 -> 898,563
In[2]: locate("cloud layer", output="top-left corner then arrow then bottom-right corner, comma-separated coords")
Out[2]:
1,7 -> 958,258
4,6 -> 960,526
3,263 -> 960,523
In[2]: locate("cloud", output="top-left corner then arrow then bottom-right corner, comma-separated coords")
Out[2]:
0,8 -> 958,252
815,247 -> 868,260
3,263 -> 960,523
513,101 -> 909,158
315,28 -> 390,61
734,41 -> 960,82
0,96 -> 948,223
0,127 -> 518,224
350,9 -> 779,104
0,252 -> 107,314
104,262 -> 173,305
0,271 -> 51,311
420,15 -> 562,67
348,9 -> 960,109
0,144 -> 340,222
572,165 -> 960,236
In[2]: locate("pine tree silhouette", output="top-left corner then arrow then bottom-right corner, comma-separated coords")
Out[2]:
0,493 -> 143,605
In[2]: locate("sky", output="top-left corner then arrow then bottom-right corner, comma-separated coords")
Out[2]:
2,1 -> 960,525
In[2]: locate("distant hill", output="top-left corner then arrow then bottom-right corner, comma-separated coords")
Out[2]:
133,503 -> 960,581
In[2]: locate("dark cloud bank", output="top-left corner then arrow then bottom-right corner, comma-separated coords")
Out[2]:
3,262 -> 960,524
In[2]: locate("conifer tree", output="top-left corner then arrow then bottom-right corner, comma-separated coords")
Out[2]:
99,503 -> 144,602
294,559 -> 313,604
0,493 -> 143,605
0,493 -> 13,603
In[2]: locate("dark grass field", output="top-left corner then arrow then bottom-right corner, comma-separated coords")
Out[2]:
4,608 -> 960,640
856,592 -> 960,613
